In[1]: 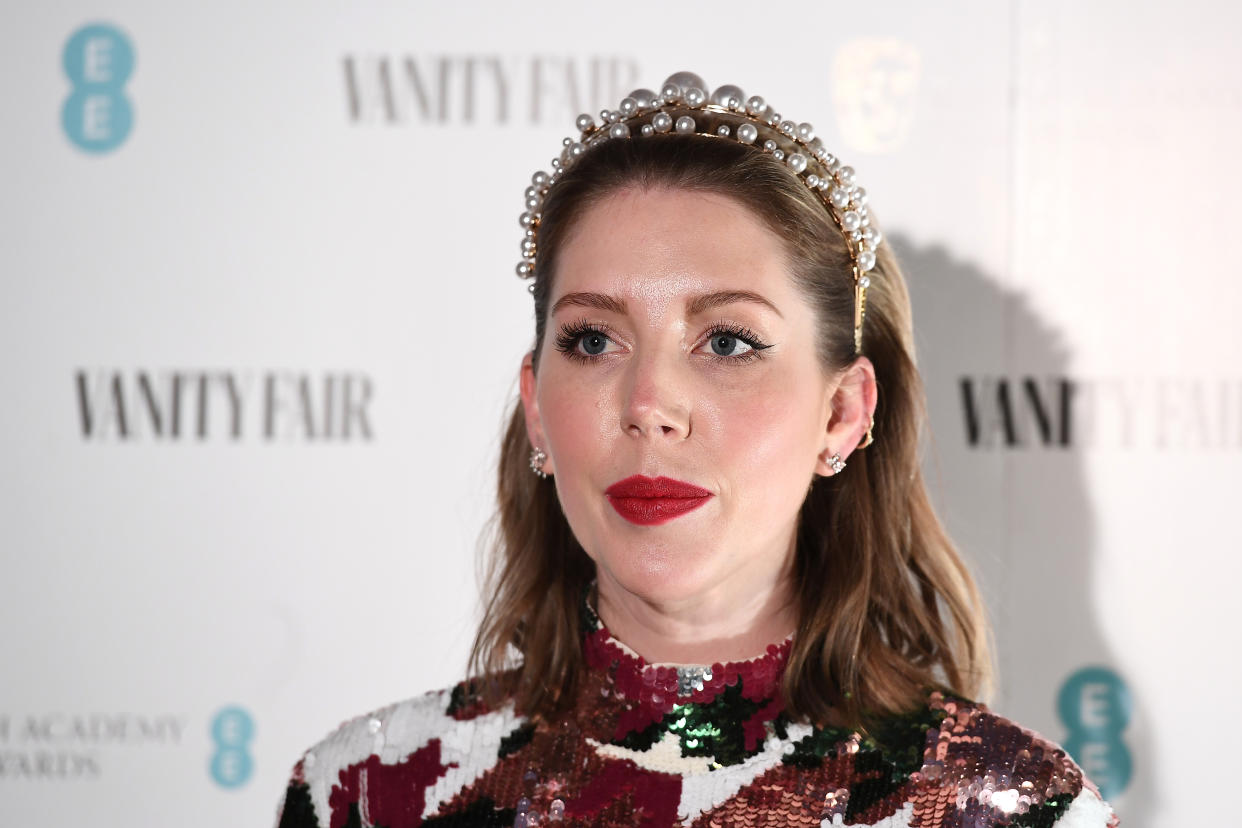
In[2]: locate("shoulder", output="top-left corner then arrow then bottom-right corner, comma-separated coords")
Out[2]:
274,679 -> 528,828
909,692 -> 1118,827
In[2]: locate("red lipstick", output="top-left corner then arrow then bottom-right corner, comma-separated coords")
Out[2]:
604,475 -> 712,526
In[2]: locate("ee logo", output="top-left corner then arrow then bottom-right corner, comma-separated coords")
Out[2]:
61,23 -> 135,152
1057,666 -> 1132,800
210,706 -> 255,789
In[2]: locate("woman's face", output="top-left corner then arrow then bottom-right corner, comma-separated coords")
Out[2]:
520,186 -> 868,610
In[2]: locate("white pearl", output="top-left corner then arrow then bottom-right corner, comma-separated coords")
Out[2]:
524,228 -> 536,239
569,142 -> 584,158
841,210 -> 861,231
716,125 -> 730,137
745,95 -> 766,115
765,110 -> 780,126
525,196 -> 540,210
609,122 -> 630,139
829,187 -> 850,208
863,227 -> 883,246
857,251 -> 876,272
516,262 -> 533,277
618,97 -> 639,116
787,153 -> 807,173
641,124 -> 654,136
652,112 -> 673,133
575,113 -> 594,131
628,88 -> 657,110
711,84 -> 746,107
519,211 -> 535,228
763,139 -> 777,151
779,119 -> 796,136
806,174 -> 820,188
663,71 -> 708,93
772,149 -> 785,161
859,274 -> 872,288
684,87 -> 707,107
852,187 -> 868,206
522,239 -> 536,255
837,165 -> 856,186
674,115 -> 696,134
532,171 -> 550,186
661,82 -> 682,101
527,282 -> 536,294
797,122 -> 815,141
605,110 -> 621,124
524,186 -> 539,200
736,122 -> 758,144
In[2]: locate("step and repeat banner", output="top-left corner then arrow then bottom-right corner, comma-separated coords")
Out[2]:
2,2 -> 1237,826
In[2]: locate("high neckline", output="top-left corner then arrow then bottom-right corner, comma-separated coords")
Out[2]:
581,593 -> 793,699
578,594 -> 794,768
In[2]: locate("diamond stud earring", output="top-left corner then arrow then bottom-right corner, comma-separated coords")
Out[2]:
827,453 -> 846,475
530,447 -> 548,479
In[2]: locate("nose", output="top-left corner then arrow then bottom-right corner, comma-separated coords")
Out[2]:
621,348 -> 691,441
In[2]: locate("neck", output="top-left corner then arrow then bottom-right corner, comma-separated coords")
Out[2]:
592,567 -> 797,666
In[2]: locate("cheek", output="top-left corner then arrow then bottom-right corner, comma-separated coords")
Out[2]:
707,369 -> 825,491
539,367 -> 617,475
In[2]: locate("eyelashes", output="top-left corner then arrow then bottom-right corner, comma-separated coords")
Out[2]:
553,318 -> 774,365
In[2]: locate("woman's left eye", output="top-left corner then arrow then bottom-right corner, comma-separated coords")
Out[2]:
697,325 -> 771,362
703,333 -> 753,358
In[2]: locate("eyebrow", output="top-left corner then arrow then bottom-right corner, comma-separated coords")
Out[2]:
550,289 -> 783,319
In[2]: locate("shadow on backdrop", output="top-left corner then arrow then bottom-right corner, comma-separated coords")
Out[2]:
892,232 -> 1148,825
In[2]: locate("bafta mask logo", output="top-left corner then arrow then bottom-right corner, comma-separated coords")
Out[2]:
832,38 -> 921,154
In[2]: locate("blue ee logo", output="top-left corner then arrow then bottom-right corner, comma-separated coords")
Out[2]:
1057,666 -> 1132,800
61,23 -> 135,153
210,706 -> 255,789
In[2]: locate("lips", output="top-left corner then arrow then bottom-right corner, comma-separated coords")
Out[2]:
604,475 -> 712,526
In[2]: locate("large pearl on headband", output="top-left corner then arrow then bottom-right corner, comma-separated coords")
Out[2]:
736,122 -> 758,144
711,84 -> 746,108
663,71 -> 709,95
628,88 -> 658,111
674,115 -> 696,134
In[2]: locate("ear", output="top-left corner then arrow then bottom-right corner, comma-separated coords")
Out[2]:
519,350 -> 555,476
814,355 -> 878,476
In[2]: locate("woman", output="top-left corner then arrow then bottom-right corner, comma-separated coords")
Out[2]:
275,72 -> 1118,827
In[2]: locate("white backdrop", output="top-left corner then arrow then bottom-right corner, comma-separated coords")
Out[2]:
3,2 -> 1238,825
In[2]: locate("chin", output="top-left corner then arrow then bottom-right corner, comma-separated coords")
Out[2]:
594,537 -> 721,604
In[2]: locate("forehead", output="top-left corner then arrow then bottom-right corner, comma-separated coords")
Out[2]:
553,187 -> 796,313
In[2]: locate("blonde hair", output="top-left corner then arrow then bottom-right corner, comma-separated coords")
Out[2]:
471,135 -> 992,729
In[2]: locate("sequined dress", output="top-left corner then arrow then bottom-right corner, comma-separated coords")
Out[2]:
275,616 -> 1117,828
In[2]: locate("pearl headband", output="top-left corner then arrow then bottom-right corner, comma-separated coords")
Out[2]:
516,71 -> 883,354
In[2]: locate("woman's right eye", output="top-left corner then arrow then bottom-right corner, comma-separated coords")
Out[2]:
577,331 -> 611,356
554,323 -> 620,361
